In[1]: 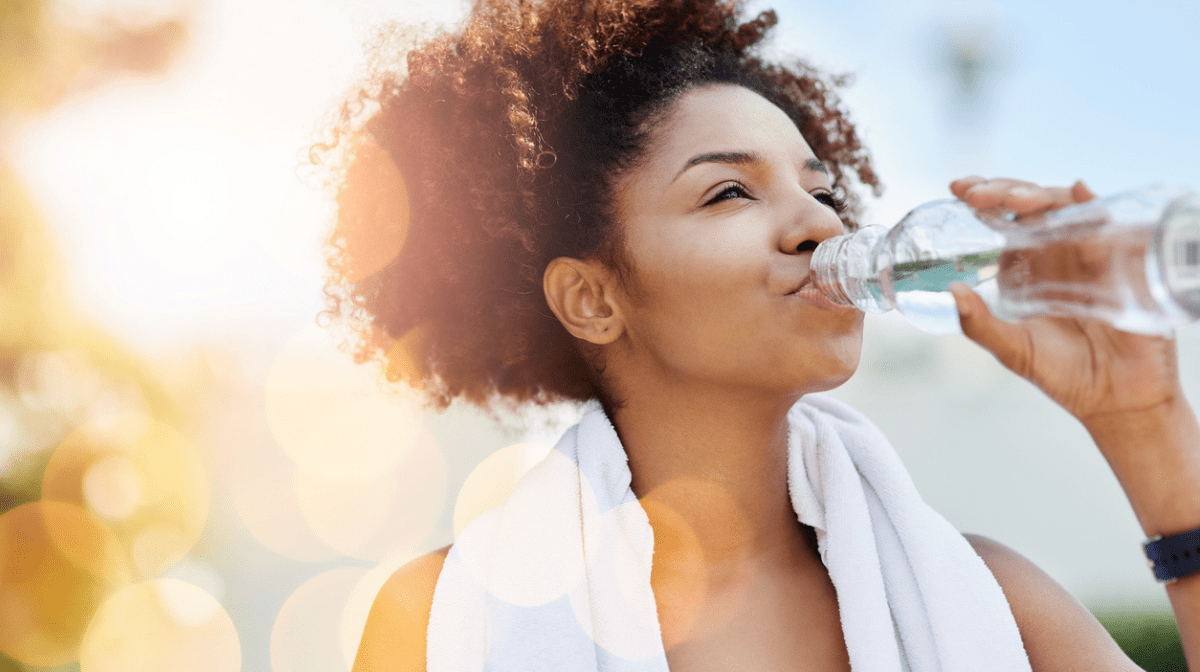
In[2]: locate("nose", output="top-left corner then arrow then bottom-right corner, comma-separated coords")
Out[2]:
779,192 -> 847,256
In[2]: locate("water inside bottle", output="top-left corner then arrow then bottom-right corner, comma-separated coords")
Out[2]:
883,224 -> 1200,335
884,250 -> 1003,335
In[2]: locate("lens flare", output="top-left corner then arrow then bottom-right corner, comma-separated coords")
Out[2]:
82,454 -> 142,521
265,326 -> 425,480
0,501 -> 130,667
641,477 -> 753,645
384,323 -> 432,383
294,424 -> 446,561
631,497 -> 705,651
223,434 -> 341,563
567,500 -> 669,661
42,415 -> 209,577
79,579 -> 240,672
223,435 -> 342,562
453,441 -> 551,536
340,551 -> 419,670
332,139 -> 409,284
453,449 -> 588,608
270,567 -> 368,672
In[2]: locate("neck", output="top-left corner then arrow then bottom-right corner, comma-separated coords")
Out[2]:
611,380 -> 810,570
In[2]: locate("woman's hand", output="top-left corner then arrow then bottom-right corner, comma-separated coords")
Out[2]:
945,176 -> 1184,428
947,177 -> 1200,672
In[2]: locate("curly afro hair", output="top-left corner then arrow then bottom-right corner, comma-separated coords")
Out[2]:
317,0 -> 881,410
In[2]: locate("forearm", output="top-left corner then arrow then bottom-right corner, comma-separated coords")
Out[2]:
1084,394 -> 1200,670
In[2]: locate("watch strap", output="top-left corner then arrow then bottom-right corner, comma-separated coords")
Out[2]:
1144,526 -> 1200,583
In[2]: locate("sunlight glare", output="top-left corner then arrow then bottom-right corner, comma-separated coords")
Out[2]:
453,441 -> 551,537
79,578 -> 240,672
270,567 -> 367,672
294,424 -> 446,561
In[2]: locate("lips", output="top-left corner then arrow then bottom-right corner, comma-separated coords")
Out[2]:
786,274 -> 812,296
786,274 -> 857,311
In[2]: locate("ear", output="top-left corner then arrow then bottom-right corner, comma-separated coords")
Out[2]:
543,257 -> 625,345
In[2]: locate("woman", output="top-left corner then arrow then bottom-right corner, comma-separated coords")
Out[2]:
319,0 -> 1200,669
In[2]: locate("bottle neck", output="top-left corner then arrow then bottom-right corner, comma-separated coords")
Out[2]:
811,225 -> 892,313
811,234 -> 857,307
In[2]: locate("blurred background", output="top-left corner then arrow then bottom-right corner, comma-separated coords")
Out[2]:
1,0 -> 1197,670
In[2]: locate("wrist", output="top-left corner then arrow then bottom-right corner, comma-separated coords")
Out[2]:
1083,395 -> 1200,538
1145,527 -> 1200,583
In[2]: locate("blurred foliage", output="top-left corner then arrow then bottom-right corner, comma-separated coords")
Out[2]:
0,1 -> 197,670
0,0 -> 192,511
1,0 -> 187,116
1095,609 -> 1187,671
0,651 -> 78,672
0,162 -> 183,515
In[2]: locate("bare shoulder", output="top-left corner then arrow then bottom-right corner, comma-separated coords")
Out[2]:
352,545 -> 451,672
964,533 -> 1142,672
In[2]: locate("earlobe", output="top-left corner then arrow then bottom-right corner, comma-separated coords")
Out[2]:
543,257 -> 624,345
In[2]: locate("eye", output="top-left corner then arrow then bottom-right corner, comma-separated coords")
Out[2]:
704,181 -> 751,206
813,189 -> 847,213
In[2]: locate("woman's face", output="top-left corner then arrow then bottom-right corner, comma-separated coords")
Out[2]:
608,83 -> 864,398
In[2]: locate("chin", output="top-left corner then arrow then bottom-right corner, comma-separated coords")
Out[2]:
799,331 -> 863,394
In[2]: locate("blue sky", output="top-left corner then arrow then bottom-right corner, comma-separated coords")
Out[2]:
763,0 -> 1200,222
17,0 -> 1200,349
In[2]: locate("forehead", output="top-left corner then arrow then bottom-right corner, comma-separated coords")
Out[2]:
648,84 -> 817,169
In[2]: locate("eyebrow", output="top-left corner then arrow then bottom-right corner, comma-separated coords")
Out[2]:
672,151 -> 830,182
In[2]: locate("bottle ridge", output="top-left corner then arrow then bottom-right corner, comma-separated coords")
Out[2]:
811,185 -> 1200,335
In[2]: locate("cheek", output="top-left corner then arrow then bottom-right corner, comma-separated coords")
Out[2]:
753,310 -> 865,391
623,255 -> 762,357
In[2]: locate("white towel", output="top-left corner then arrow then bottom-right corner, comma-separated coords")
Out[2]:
427,395 -> 1031,672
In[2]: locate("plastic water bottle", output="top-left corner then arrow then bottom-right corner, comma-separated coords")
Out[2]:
810,185 -> 1200,335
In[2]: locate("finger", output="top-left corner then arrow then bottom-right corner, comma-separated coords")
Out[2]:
960,178 -> 1040,209
1002,185 -> 1075,216
949,282 -> 1033,379
1071,180 -> 1096,203
950,175 -> 987,199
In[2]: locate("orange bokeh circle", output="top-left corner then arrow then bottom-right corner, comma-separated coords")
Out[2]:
0,501 -> 131,667
41,415 -> 209,577
79,578 -> 240,672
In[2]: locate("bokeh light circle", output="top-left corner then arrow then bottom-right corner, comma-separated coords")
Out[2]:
639,477 -> 753,645
619,497 -> 705,652
455,449 -> 588,608
294,424 -> 446,561
265,326 -> 424,480
221,434 -> 341,563
0,501 -> 131,667
332,138 -> 410,284
566,500 -> 668,661
82,454 -> 142,521
340,552 -> 419,670
271,567 -> 367,672
79,578 -> 240,672
42,415 -> 209,577
453,441 -> 551,537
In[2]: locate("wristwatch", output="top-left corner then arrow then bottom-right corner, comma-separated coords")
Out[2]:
1144,527 -> 1200,583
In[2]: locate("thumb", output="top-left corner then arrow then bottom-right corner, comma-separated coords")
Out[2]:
949,282 -> 1033,378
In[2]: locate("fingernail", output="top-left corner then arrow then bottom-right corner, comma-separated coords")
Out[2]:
949,283 -> 972,317
1010,186 -> 1036,199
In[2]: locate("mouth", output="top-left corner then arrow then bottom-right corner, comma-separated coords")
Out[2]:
786,274 -> 857,312
786,274 -> 812,296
